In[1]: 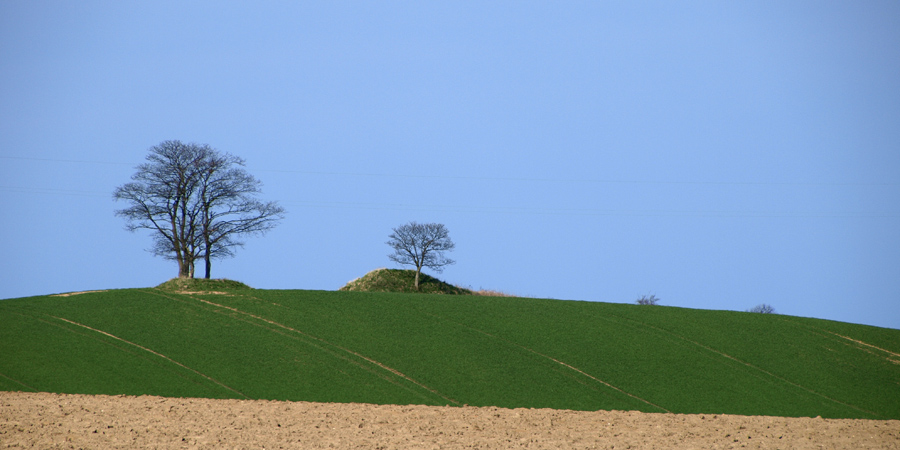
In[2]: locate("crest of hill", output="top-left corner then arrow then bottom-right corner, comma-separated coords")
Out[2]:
339,269 -> 472,295
156,278 -> 252,292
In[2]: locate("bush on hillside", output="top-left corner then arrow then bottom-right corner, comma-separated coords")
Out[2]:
636,294 -> 660,305
748,304 -> 776,314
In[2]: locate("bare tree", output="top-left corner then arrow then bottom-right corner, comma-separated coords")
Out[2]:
114,140 -> 284,279
748,304 -> 776,314
387,222 -> 455,291
635,294 -> 660,305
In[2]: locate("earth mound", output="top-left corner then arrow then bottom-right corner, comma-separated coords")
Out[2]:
156,277 -> 252,292
339,268 -> 472,295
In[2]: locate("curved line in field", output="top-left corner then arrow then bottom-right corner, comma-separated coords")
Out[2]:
49,290 -> 108,297
47,315 -> 249,399
609,315 -> 883,418
0,372 -> 37,392
777,318 -> 900,368
827,332 -> 900,360
2,309 -> 239,394
144,290 -> 460,406
416,310 -> 670,413
517,344 -> 672,413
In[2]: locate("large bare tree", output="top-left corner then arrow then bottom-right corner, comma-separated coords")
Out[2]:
387,221 -> 455,291
114,140 -> 285,279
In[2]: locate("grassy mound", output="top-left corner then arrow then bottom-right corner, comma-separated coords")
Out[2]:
339,269 -> 472,295
155,278 -> 252,292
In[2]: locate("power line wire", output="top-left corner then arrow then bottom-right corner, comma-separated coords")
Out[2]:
2,184 -> 896,218
280,199 -> 900,219
4,155 -> 897,218
258,168 -> 899,187
0,186 -> 109,198
0,156 -> 134,166
2,155 -> 896,187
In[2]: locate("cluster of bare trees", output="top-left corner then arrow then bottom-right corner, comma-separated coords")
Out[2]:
116,141 -> 458,289
114,140 -> 284,279
114,145 -> 787,307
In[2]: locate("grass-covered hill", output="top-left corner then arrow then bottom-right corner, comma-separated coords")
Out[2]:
1,283 -> 898,419
340,268 -> 472,294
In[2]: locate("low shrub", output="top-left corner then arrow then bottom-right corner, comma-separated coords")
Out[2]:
748,304 -> 776,314
636,294 -> 660,305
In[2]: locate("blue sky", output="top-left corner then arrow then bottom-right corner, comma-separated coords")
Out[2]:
2,1 -> 898,329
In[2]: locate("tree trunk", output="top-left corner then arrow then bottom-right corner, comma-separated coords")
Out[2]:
178,259 -> 191,278
414,267 -> 421,291
204,253 -> 212,279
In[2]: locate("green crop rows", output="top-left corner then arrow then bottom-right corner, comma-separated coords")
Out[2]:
1,288 -> 898,419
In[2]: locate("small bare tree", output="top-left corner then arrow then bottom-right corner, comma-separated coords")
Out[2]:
635,294 -> 660,305
387,221 -> 455,291
748,304 -> 776,314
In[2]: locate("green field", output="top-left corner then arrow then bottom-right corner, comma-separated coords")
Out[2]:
1,286 -> 898,419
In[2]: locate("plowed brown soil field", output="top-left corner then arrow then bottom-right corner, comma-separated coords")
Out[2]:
2,391 -> 898,449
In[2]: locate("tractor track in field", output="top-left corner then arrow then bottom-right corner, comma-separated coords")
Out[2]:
601,312 -> 884,419
143,289 -> 461,407
48,315 -> 248,399
415,309 -> 672,414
